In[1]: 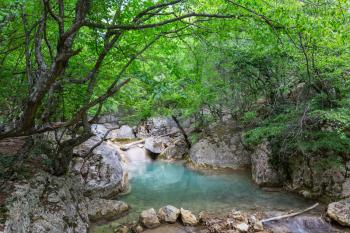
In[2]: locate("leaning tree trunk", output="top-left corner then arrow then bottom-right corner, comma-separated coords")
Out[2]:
51,132 -> 93,176
52,146 -> 74,176
171,115 -> 191,149
13,136 -> 34,170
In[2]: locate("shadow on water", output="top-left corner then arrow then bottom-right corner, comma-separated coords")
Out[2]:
145,149 -> 159,160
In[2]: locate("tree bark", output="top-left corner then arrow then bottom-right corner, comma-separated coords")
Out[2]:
171,115 -> 191,149
51,132 -> 92,176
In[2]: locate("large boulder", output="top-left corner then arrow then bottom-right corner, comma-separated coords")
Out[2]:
158,205 -> 180,223
189,122 -> 250,169
87,199 -> 128,222
139,208 -> 160,229
91,124 -> 135,139
97,114 -> 119,124
289,154 -> 347,199
251,141 -> 283,187
109,125 -> 136,139
160,138 -> 188,160
144,136 -> 172,154
180,208 -> 198,226
71,137 -> 128,198
4,173 -> 89,233
327,198 -> 350,226
91,124 -> 109,138
136,117 -> 178,138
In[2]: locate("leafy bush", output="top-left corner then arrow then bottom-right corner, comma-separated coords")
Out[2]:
241,111 -> 257,125
313,155 -> 344,172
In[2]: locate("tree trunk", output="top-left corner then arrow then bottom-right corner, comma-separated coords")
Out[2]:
14,136 -> 34,170
51,132 -> 93,176
171,115 -> 191,149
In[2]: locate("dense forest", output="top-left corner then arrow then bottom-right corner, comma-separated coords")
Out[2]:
0,1 -> 350,232
1,0 -> 349,175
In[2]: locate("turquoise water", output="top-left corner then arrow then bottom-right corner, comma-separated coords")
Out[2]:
90,147 -> 313,232
122,148 -> 312,220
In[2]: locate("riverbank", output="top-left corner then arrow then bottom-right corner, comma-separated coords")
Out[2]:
90,144 -> 339,233
1,118 -> 350,233
91,202 -> 349,233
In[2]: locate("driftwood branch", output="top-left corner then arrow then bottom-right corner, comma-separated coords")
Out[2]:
261,203 -> 319,224
119,130 -> 180,151
120,139 -> 145,151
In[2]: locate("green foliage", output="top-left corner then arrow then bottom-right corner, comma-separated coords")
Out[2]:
310,108 -> 350,129
244,124 -> 286,146
313,155 -> 344,172
189,133 -> 200,145
298,131 -> 350,154
241,111 -> 257,125
0,0 -> 349,171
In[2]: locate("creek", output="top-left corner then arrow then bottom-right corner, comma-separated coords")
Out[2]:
91,147 -> 316,233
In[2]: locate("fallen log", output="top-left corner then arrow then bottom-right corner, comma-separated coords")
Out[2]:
120,139 -> 145,151
119,130 -> 181,151
261,203 -> 319,224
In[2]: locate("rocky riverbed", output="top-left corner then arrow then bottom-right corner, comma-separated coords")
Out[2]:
1,117 -> 350,233
96,203 -> 349,233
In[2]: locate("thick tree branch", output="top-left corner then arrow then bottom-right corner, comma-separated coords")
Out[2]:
84,13 -> 240,30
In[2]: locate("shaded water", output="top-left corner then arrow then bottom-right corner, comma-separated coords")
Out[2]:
91,147 -> 314,232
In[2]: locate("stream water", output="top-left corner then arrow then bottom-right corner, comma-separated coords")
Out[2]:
91,147 -> 315,233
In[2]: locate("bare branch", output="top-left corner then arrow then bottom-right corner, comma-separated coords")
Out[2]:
133,0 -> 185,23
225,0 -> 283,29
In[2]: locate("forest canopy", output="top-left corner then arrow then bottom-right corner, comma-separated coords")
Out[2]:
0,0 -> 350,174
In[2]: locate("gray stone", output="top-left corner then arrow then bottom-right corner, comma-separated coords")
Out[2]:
87,199 -> 128,222
198,211 -> 210,223
136,117 -> 180,138
180,208 -> 198,226
91,124 -> 109,138
144,137 -> 170,154
140,208 -> 160,229
158,205 -> 180,223
91,124 -> 135,139
251,141 -> 282,187
110,125 -> 136,139
253,221 -> 264,232
4,173 -> 89,233
341,179 -> 350,198
235,222 -> 249,232
97,114 -> 119,124
133,225 -> 143,233
327,198 -> 350,226
289,154 -> 346,199
189,122 -> 250,169
71,137 -> 128,198
160,138 -> 188,160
